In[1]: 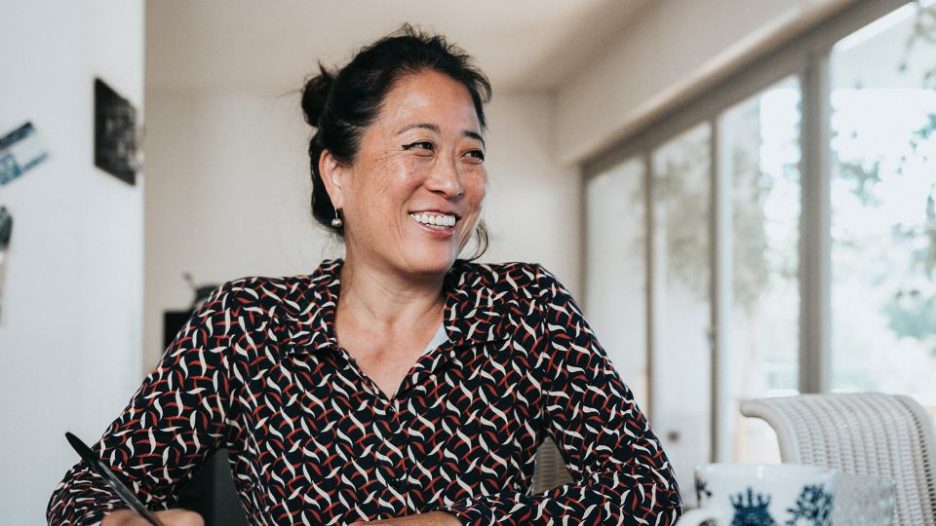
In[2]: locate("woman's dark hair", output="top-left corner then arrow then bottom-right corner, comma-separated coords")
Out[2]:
301,24 -> 491,259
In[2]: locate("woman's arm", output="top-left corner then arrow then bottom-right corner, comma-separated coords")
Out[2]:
439,266 -> 681,525
47,282 -> 243,525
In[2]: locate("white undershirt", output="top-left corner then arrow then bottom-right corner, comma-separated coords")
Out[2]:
422,323 -> 449,355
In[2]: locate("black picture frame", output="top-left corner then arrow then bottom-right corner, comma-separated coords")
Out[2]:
94,78 -> 138,185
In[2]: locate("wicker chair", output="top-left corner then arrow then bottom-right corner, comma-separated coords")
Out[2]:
740,393 -> 936,525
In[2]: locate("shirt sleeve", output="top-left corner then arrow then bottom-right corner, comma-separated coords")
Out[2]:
441,266 -> 682,525
46,282 -> 243,525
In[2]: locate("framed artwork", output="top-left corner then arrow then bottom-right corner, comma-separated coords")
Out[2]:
94,78 -> 139,185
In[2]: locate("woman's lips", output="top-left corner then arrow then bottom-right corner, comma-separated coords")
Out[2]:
408,211 -> 458,226
409,212 -> 458,238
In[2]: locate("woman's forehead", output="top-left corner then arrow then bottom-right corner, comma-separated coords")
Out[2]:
378,71 -> 481,130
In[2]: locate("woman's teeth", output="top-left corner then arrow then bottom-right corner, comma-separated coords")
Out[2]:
410,213 -> 456,228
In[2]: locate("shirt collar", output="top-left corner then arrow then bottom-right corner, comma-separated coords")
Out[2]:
281,259 -> 510,356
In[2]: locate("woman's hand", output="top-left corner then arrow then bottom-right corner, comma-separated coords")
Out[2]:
349,511 -> 460,526
101,508 -> 204,526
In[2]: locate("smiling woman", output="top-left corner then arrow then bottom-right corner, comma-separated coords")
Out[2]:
314,70 -> 488,279
47,25 -> 681,526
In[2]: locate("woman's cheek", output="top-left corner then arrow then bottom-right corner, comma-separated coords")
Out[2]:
466,169 -> 488,200
398,154 -> 434,172
372,155 -> 427,189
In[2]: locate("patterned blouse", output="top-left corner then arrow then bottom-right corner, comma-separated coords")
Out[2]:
48,259 -> 681,525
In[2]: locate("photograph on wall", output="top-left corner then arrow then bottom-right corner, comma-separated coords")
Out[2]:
0,122 -> 49,186
94,78 -> 139,185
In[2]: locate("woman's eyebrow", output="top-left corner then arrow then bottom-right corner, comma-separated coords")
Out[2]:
464,130 -> 485,147
396,122 -> 440,135
396,123 -> 485,146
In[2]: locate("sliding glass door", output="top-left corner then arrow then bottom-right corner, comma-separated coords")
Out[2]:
828,2 -> 936,410
650,123 -> 712,502
584,158 -> 649,409
582,0 -> 931,502
719,77 -> 801,464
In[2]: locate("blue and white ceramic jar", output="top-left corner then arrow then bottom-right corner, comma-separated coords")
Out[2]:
676,464 -> 838,526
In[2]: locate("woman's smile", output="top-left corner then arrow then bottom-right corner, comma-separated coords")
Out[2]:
408,211 -> 459,237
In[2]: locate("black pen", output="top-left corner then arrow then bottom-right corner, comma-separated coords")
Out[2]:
65,432 -> 166,526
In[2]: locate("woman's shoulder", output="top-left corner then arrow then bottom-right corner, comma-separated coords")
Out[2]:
450,259 -> 564,296
207,259 -> 342,315
210,274 -> 313,307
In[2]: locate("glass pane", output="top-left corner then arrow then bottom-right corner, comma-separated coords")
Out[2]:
585,158 -> 648,408
829,3 -> 936,414
719,77 -> 801,463
651,123 -> 711,504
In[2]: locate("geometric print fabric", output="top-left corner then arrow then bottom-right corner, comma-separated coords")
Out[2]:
48,259 -> 681,525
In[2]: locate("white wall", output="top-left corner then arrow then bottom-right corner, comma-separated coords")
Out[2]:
143,89 -> 577,367
555,0 -> 847,163
481,94 -> 580,291
0,0 -> 144,523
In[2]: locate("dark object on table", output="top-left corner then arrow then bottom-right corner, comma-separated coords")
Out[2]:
94,78 -> 139,185
183,273 -> 219,310
165,310 -> 249,526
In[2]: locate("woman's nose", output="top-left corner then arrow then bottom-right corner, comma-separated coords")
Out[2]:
426,157 -> 465,198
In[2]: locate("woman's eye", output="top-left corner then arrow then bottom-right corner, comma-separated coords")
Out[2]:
403,141 -> 434,152
466,149 -> 485,161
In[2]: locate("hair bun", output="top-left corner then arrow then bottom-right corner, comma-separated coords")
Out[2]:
301,64 -> 334,127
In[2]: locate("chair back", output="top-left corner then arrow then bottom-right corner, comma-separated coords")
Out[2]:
532,438 -> 573,493
741,393 -> 936,526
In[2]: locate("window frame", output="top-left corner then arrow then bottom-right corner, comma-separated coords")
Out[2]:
580,0 -> 912,463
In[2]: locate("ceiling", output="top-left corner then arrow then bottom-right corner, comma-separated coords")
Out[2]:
145,0 -> 649,94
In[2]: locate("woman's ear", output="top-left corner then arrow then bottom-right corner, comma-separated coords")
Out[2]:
319,149 -> 348,210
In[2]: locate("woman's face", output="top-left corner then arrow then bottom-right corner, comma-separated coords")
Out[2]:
323,70 -> 487,279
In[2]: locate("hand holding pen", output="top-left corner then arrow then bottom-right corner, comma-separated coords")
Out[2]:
65,432 -> 204,526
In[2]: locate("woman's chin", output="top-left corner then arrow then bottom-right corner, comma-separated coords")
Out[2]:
401,248 -> 458,277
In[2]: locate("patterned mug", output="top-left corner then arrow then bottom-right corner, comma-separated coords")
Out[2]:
676,463 -> 838,526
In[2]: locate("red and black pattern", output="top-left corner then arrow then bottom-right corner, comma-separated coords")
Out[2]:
48,259 -> 681,525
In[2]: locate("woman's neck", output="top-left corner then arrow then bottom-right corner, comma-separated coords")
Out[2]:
336,256 -> 445,332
